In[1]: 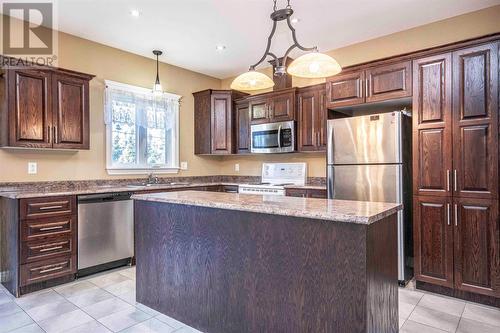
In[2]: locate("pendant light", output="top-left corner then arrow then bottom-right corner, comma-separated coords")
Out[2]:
152,50 -> 163,94
231,0 -> 341,91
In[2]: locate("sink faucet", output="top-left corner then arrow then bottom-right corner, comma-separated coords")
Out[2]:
147,173 -> 159,184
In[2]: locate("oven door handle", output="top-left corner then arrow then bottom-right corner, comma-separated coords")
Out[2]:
278,125 -> 282,148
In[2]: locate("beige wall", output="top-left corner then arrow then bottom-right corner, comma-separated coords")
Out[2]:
1,5 -> 500,182
0,30 -> 223,182
219,5 -> 500,177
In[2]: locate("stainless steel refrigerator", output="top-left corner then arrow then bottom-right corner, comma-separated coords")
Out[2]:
327,111 -> 412,284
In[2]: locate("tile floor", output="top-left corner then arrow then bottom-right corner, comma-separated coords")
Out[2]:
0,266 -> 499,332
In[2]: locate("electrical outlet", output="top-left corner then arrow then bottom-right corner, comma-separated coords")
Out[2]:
28,162 -> 37,175
180,161 -> 188,170
234,163 -> 240,172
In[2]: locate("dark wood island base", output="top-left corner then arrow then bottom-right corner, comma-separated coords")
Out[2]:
134,192 -> 400,333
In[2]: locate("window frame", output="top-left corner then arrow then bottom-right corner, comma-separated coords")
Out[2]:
105,80 -> 181,175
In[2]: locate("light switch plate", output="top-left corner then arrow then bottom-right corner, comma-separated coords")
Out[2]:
234,163 -> 240,172
180,161 -> 188,170
28,162 -> 37,174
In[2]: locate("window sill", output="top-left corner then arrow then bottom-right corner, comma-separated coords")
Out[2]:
106,167 -> 180,175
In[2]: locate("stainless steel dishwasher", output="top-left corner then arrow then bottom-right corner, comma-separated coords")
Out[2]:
77,192 -> 134,275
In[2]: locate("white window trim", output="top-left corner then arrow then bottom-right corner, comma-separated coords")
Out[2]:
105,80 -> 181,175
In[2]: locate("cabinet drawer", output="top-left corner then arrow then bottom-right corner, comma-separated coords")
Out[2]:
286,188 -> 308,198
20,196 -> 76,219
20,255 -> 76,286
308,189 -> 327,199
21,235 -> 75,264
21,216 -> 75,241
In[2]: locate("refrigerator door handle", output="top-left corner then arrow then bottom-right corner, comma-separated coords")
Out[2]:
327,166 -> 334,199
447,170 -> 450,192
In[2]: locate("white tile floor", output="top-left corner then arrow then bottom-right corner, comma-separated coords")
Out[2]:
0,266 -> 499,332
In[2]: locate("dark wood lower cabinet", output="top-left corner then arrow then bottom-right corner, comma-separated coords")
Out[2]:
413,195 -> 454,287
454,198 -> 499,297
414,195 -> 500,299
285,188 -> 327,199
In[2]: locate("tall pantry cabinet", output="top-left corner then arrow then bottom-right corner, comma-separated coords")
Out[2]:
412,42 -> 500,298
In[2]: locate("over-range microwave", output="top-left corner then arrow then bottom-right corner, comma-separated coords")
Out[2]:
250,120 -> 295,153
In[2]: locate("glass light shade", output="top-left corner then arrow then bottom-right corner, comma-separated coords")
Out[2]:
230,70 -> 274,91
153,82 -> 163,94
287,52 -> 342,78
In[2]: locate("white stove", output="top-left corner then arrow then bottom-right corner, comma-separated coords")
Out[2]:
238,163 -> 307,196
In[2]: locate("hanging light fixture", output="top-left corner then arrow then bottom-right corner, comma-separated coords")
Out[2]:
231,0 -> 341,91
152,50 -> 163,94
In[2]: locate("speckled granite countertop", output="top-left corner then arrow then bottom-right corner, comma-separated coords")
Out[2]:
132,191 -> 401,225
0,176 -> 326,199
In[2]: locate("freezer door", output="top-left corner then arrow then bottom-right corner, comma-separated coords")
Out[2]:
327,112 -> 402,164
328,164 -> 402,203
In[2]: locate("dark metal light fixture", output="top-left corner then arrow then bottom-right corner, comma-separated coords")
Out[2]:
231,0 -> 341,91
152,50 -> 163,94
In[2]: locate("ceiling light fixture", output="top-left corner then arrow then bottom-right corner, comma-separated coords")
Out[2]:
130,9 -> 140,17
216,45 -> 227,51
152,50 -> 163,95
231,0 -> 341,91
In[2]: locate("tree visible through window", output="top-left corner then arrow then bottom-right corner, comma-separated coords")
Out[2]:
105,81 -> 180,173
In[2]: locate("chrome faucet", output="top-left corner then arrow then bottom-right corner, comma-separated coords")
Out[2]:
147,173 -> 159,184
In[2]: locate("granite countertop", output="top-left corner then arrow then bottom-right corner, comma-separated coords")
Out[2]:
132,191 -> 401,225
0,182 -> 239,199
0,179 -> 326,199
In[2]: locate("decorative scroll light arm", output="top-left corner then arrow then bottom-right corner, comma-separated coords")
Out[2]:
281,16 -> 317,66
250,19 -> 279,70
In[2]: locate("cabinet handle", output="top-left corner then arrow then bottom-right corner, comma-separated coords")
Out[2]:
446,170 -> 450,192
53,126 -> 58,144
454,204 -> 458,226
38,245 -> 64,253
48,126 -> 52,143
447,203 -> 451,226
38,265 -> 64,274
365,80 -> 369,97
39,205 -> 64,211
454,170 -> 457,192
39,225 -> 64,231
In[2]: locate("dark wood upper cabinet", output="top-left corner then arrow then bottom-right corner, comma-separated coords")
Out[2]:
268,89 -> 295,122
413,195 -> 454,288
1,65 -> 93,149
297,84 -> 326,152
248,88 -> 296,125
193,89 -> 248,155
248,96 -> 269,124
7,69 -> 52,148
452,43 -> 498,200
365,61 -> 412,103
453,198 -> 499,297
326,70 -> 365,108
211,92 -> 232,154
52,74 -> 89,149
235,101 -> 250,154
412,53 -> 453,197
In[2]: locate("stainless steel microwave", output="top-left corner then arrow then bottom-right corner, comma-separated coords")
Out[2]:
250,120 -> 295,153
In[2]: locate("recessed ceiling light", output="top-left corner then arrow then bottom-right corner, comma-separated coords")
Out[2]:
215,45 -> 227,51
291,18 -> 300,24
130,9 -> 140,17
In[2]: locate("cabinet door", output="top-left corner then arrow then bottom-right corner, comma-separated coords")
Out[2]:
8,69 -> 52,148
52,74 -> 89,149
307,189 -> 327,199
210,93 -> 232,154
316,88 -> 328,150
269,90 -> 295,122
413,196 -> 454,287
325,70 -> 365,108
297,90 -> 317,151
452,43 -> 498,200
365,61 -> 412,103
453,198 -> 499,296
249,97 -> 269,124
412,54 -> 453,197
236,102 -> 250,154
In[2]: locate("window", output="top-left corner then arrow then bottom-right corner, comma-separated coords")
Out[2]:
105,80 -> 181,174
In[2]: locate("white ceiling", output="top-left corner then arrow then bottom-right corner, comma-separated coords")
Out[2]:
12,0 -> 500,78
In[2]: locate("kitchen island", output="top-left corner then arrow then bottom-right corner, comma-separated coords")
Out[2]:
133,191 -> 401,333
